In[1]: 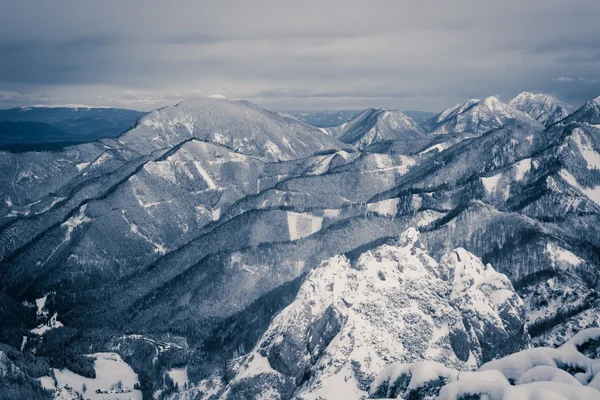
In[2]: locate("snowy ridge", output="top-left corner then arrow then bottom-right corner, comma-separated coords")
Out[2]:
424,96 -> 542,135
329,108 -> 427,150
116,97 -> 349,161
203,228 -> 528,400
509,92 -> 572,126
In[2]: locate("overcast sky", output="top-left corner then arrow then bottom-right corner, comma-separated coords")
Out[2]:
0,0 -> 599,112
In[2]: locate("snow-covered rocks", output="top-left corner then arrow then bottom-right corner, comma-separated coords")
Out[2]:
214,228 -> 528,399
370,328 -> 600,400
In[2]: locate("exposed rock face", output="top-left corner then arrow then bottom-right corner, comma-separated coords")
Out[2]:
212,228 -> 528,400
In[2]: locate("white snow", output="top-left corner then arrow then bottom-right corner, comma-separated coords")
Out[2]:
518,365 -> 583,386
481,173 -> 502,195
54,353 -> 142,400
546,242 -> 584,267
414,210 -> 445,228
211,207 -> 221,221
513,158 -> 532,181
572,129 -> 600,170
287,211 -> 323,241
366,198 -> 400,217
35,294 -> 48,317
559,169 -> 600,206
38,376 -> 56,391
207,94 -> 226,99
168,367 -> 189,389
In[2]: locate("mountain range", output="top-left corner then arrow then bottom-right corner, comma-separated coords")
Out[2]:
1,92 -> 600,400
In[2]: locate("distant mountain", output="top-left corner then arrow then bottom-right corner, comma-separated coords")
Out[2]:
509,92 -> 572,126
0,121 -> 73,150
560,96 -> 600,126
283,110 -> 361,127
329,108 -> 427,150
0,106 -> 144,150
402,110 -> 436,125
424,96 -> 541,135
113,98 -> 350,161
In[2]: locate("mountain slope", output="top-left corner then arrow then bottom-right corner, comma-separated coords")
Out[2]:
424,96 -> 542,135
560,96 -> 600,126
329,108 -> 427,150
369,113 -> 600,345
508,92 -> 572,126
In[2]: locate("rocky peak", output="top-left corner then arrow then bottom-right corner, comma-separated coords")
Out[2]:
207,228 -> 529,400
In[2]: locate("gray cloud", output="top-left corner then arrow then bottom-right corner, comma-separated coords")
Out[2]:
0,0 -> 599,111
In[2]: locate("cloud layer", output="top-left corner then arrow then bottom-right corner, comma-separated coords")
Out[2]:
1,0 -> 599,111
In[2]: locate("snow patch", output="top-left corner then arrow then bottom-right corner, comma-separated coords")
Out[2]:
546,242 -> 584,267
54,353 -> 142,400
287,211 -> 323,241
168,367 -> 189,389
76,162 -> 90,172
559,169 -> 600,205
481,173 -> 502,195
38,376 -> 56,391
367,198 -> 400,217
323,208 -> 341,218
513,158 -> 532,181
573,129 -> 600,170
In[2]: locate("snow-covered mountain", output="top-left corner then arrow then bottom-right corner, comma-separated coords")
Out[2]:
508,92 -> 572,126
186,228 -> 528,399
282,110 -> 361,127
424,96 -> 542,135
328,108 -> 427,150
116,97 -> 350,161
2,94 -> 600,400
